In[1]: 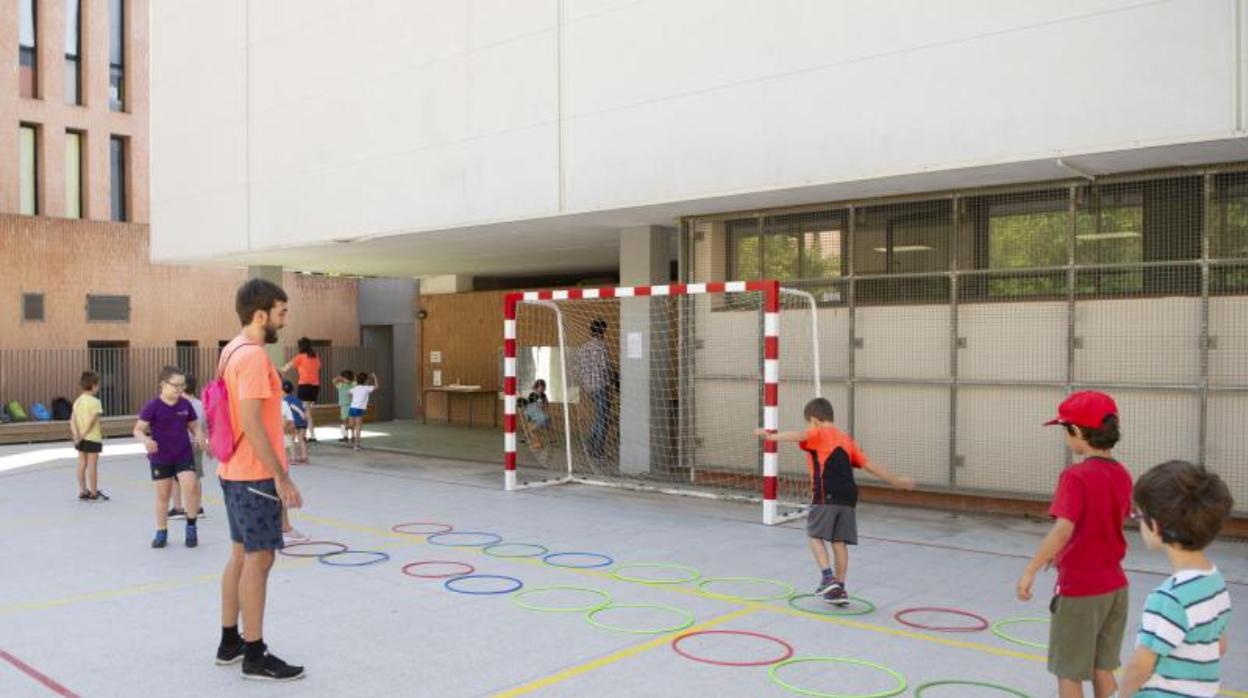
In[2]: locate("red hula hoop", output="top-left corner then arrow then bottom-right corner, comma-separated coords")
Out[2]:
893,607 -> 990,633
670,630 -> 795,667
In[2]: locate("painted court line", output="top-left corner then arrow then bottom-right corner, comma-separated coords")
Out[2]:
492,605 -> 762,697
0,649 -> 80,697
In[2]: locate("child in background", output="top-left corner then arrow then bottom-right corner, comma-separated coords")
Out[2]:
522,379 -> 551,448
1119,461 -> 1233,698
347,372 -> 379,451
333,370 -> 355,442
168,374 -> 207,519
70,371 -> 108,501
282,381 -> 309,464
754,397 -> 915,605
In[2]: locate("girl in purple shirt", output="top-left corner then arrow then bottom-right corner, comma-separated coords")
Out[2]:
133,366 -> 207,549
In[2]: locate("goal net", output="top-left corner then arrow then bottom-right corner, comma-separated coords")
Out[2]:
503,281 -> 820,525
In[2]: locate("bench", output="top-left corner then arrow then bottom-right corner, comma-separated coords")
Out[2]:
0,416 -> 138,446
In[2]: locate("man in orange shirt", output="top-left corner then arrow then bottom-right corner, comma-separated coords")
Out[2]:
215,279 -> 305,682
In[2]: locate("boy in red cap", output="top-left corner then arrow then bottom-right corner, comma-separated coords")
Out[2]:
1017,391 -> 1133,698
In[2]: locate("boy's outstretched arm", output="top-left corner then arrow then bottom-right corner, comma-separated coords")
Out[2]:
1119,645 -> 1158,698
861,461 -> 916,491
752,428 -> 804,443
1016,517 -> 1074,600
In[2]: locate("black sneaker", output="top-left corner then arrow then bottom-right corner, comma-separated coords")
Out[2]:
823,583 -> 849,607
337,436 -> 349,442
216,640 -> 245,666
242,652 -> 305,682
815,577 -> 838,595
90,490 -> 110,502
78,492 -> 92,501
168,507 -> 186,520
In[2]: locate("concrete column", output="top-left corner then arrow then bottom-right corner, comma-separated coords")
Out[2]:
248,265 -> 285,366
359,277 -> 418,420
619,225 -> 674,474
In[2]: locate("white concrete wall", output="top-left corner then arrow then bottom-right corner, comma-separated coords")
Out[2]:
151,0 -> 1241,261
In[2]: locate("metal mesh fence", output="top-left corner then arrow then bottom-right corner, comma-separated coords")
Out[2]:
686,167 -> 1248,513
0,345 -> 376,418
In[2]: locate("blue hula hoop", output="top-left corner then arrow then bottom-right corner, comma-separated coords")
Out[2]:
317,550 -> 391,567
444,574 -> 524,596
542,552 -> 615,569
426,531 -> 504,547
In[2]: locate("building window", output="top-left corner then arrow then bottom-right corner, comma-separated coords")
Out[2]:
854,200 -> 952,304
20,125 -> 39,215
109,0 -> 125,111
86,294 -> 130,322
65,0 -> 81,104
65,131 -> 83,219
971,191 -> 1069,298
22,293 -> 45,322
19,0 -> 37,98
729,213 -> 845,283
110,136 -> 127,221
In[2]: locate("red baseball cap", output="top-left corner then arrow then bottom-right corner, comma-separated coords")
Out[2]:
1044,391 -> 1118,428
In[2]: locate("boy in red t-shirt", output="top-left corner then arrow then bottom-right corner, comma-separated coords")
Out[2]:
1016,391 -> 1133,698
756,398 -> 915,605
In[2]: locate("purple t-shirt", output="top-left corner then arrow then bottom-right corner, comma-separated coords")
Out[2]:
139,397 -> 196,465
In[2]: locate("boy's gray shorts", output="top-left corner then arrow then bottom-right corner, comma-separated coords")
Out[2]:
807,504 -> 858,544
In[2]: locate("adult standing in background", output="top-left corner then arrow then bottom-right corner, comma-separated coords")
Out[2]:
282,337 -> 321,443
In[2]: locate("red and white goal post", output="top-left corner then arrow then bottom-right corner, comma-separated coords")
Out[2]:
503,280 -> 821,525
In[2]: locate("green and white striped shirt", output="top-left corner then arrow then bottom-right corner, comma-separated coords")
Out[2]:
1135,568 -> 1231,698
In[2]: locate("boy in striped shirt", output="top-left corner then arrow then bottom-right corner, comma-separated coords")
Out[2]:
1121,460 -> 1234,698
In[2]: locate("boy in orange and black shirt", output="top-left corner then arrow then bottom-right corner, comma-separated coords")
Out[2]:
756,397 -> 915,604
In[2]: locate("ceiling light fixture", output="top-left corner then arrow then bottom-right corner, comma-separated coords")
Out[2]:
872,245 -> 933,253
1075,231 -> 1141,241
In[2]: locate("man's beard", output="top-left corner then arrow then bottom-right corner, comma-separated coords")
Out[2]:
264,324 -> 280,344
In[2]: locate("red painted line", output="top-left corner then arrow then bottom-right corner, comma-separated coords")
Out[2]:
0,649 -> 80,698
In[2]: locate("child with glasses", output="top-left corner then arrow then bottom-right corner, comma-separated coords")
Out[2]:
133,366 -> 208,549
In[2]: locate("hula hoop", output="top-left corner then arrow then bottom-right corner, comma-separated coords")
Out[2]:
542,551 -> 615,569
670,629 -> 794,667
893,607 -> 990,633
401,561 -> 476,579
318,550 -> 391,567
426,531 -> 503,548
483,542 -> 549,558
697,576 -> 795,602
991,617 -> 1049,649
443,574 -> 523,596
787,594 -> 876,617
586,603 -> 695,635
768,656 -> 907,698
612,562 -> 701,585
913,680 -> 1033,698
511,585 -> 612,613
391,522 -> 453,535
278,541 -> 348,558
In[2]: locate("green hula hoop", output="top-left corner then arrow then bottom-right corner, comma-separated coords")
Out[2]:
697,576 -> 795,602
612,562 -> 701,585
768,656 -> 906,698
990,617 -> 1049,649
787,593 -> 876,616
511,585 -> 612,613
585,603 -> 695,635
483,542 -> 549,558
914,680 -> 1033,698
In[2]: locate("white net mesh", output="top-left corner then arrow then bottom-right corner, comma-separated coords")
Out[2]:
511,287 -> 819,520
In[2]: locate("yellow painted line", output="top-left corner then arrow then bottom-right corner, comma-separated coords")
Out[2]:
0,558 -> 311,617
1221,689 -> 1248,698
492,605 -> 761,698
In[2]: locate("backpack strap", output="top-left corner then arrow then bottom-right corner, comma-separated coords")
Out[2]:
216,341 -> 262,453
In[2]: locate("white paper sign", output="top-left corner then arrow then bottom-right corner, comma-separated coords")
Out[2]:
432,370 -> 442,387
430,351 -> 442,364
627,332 -> 643,359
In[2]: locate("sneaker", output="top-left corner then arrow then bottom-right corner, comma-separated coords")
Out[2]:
216,639 -> 245,666
168,507 -> 186,520
186,524 -> 198,548
78,491 -> 92,501
90,490 -> 110,502
815,577 -> 838,596
283,528 -> 310,545
822,583 -> 849,607
242,651 -> 305,682
307,437 -> 318,443
337,436 -> 349,443
151,530 -> 168,549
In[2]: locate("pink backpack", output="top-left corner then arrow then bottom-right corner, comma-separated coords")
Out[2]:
203,342 -> 258,462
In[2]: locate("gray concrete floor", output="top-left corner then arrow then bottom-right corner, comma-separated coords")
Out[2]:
1,436 -> 1245,698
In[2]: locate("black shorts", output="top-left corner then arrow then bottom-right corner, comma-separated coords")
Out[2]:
220,478 -> 284,552
296,384 -> 320,403
150,460 -> 196,481
75,440 -> 103,454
